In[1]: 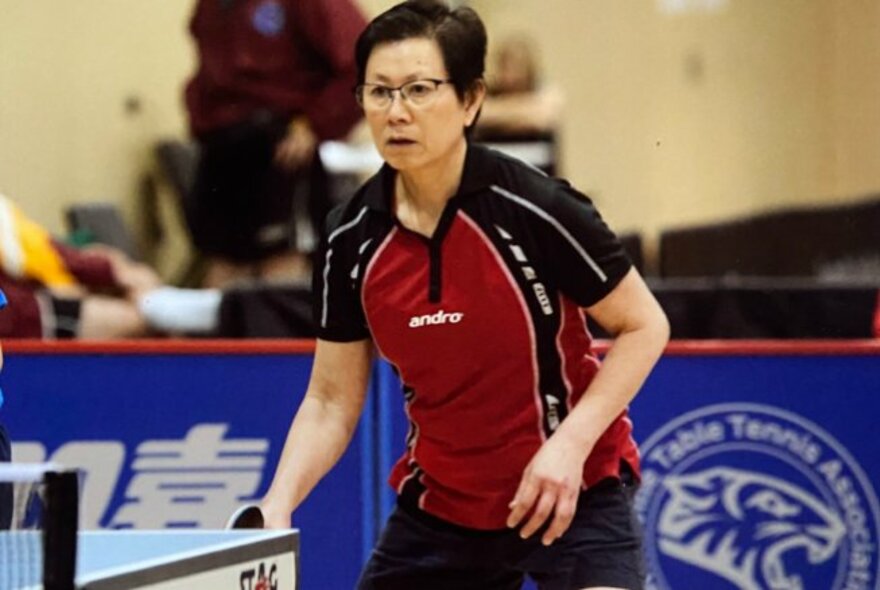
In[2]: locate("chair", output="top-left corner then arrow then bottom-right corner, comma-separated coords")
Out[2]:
153,139 -> 205,286
65,202 -> 139,260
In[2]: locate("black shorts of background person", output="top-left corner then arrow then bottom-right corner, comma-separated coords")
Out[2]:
187,112 -> 331,267
357,465 -> 644,590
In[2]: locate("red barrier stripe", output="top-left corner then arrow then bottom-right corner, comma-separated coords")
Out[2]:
2,339 -> 878,356
2,339 -> 317,355
662,339 -> 880,356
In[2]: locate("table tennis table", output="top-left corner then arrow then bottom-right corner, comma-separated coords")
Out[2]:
3,529 -> 299,590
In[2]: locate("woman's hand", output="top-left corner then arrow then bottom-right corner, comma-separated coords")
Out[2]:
507,431 -> 590,545
507,268 -> 669,546
259,496 -> 294,530
257,340 -> 373,532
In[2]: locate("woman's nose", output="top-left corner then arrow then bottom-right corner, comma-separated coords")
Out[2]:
386,92 -> 412,121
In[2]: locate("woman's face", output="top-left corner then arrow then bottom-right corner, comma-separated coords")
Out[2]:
363,37 -> 483,173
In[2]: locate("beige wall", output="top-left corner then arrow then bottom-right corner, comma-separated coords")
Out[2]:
0,1 -> 196,237
475,1 -> 846,239
0,0 -> 877,269
831,0 -> 880,200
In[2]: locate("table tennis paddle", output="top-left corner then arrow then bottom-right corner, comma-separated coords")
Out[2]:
226,503 -> 265,529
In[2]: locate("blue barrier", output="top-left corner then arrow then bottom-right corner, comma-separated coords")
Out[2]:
376,342 -> 880,590
2,341 -> 374,590
631,348 -> 880,590
4,340 -> 878,590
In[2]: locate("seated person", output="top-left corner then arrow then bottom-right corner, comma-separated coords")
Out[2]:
475,34 -> 564,175
0,193 -> 302,339
0,194 -> 159,339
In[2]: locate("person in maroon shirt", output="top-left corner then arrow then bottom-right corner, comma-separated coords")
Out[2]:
185,0 -> 367,287
0,196 -> 161,339
0,243 -> 160,340
260,2 -> 669,588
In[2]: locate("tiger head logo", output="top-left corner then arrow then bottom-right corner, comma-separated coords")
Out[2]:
657,466 -> 846,590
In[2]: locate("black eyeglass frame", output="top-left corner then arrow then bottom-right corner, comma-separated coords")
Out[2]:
354,78 -> 453,108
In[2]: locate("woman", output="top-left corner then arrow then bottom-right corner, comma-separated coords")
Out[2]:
261,2 -> 669,589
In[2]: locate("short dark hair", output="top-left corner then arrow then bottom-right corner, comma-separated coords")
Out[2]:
355,0 -> 487,101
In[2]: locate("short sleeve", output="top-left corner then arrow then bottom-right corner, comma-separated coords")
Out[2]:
540,186 -> 632,307
313,209 -> 371,342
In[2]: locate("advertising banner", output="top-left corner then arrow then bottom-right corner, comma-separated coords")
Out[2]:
631,347 -> 879,590
6,341 -> 877,590
2,342 -> 374,590
377,343 -> 880,590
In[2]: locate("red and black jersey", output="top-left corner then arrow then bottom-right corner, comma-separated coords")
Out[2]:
316,144 -> 639,530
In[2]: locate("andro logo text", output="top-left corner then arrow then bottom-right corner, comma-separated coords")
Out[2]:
408,310 -> 464,328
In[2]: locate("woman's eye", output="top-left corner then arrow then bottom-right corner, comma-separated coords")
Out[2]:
407,83 -> 432,97
369,86 -> 390,99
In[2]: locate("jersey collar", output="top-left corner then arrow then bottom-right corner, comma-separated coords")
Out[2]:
362,142 -> 497,215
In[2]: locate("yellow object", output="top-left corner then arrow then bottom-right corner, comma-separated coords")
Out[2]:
0,194 -> 77,288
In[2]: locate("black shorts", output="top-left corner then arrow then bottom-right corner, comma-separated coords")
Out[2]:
357,477 -> 645,590
33,294 -> 82,339
188,113 -> 331,262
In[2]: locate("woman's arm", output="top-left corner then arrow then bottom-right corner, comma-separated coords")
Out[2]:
508,267 -> 669,544
555,267 -> 670,453
260,338 -> 373,528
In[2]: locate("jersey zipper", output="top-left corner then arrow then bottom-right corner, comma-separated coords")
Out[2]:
426,205 -> 460,303
428,240 -> 442,303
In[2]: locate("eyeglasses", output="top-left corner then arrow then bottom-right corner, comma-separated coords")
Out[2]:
355,79 -> 452,110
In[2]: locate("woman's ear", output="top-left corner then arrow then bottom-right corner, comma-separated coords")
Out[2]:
463,79 -> 487,127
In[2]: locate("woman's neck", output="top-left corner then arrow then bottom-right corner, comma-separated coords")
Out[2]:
396,140 -> 468,215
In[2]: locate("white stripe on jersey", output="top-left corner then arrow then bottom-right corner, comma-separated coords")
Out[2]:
322,206 -> 369,328
459,211 -> 547,442
489,185 -> 608,283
